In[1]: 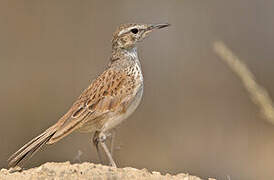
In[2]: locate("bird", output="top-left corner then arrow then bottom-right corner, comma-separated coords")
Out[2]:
8,23 -> 170,169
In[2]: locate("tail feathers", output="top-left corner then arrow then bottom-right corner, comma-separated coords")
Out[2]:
7,126 -> 57,168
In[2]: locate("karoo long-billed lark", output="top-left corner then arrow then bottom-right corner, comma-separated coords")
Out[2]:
8,23 -> 170,169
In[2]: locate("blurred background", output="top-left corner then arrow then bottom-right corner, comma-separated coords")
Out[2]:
1,0 -> 274,179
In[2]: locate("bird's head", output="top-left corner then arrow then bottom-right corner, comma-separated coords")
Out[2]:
112,23 -> 170,50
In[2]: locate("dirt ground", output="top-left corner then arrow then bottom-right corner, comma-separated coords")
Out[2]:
0,162 -> 213,180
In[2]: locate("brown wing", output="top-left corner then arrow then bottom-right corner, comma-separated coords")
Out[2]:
47,68 -> 136,144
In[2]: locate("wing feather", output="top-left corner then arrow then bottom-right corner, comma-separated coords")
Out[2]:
48,68 -> 135,144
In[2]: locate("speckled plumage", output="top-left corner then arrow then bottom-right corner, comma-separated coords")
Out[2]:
8,23 -> 169,169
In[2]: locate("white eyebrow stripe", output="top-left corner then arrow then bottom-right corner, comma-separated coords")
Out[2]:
118,28 -> 130,36
118,25 -> 145,36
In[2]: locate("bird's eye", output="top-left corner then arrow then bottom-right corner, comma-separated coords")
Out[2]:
130,28 -> 139,34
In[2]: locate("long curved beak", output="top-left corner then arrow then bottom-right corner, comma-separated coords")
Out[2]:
146,23 -> 171,31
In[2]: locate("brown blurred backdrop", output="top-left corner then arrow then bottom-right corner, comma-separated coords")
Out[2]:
1,0 -> 274,179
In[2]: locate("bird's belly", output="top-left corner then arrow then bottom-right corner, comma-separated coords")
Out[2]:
102,85 -> 143,132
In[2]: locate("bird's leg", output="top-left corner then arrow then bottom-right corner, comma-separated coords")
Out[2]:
110,129 -> 116,157
98,132 -> 117,168
92,131 -> 103,164
104,130 -> 116,166
101,130 -> 116,156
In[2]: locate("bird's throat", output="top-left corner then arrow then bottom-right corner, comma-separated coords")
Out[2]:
111,47 -> 138,63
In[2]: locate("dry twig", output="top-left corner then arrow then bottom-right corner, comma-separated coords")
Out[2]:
213,41 -> 274,124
